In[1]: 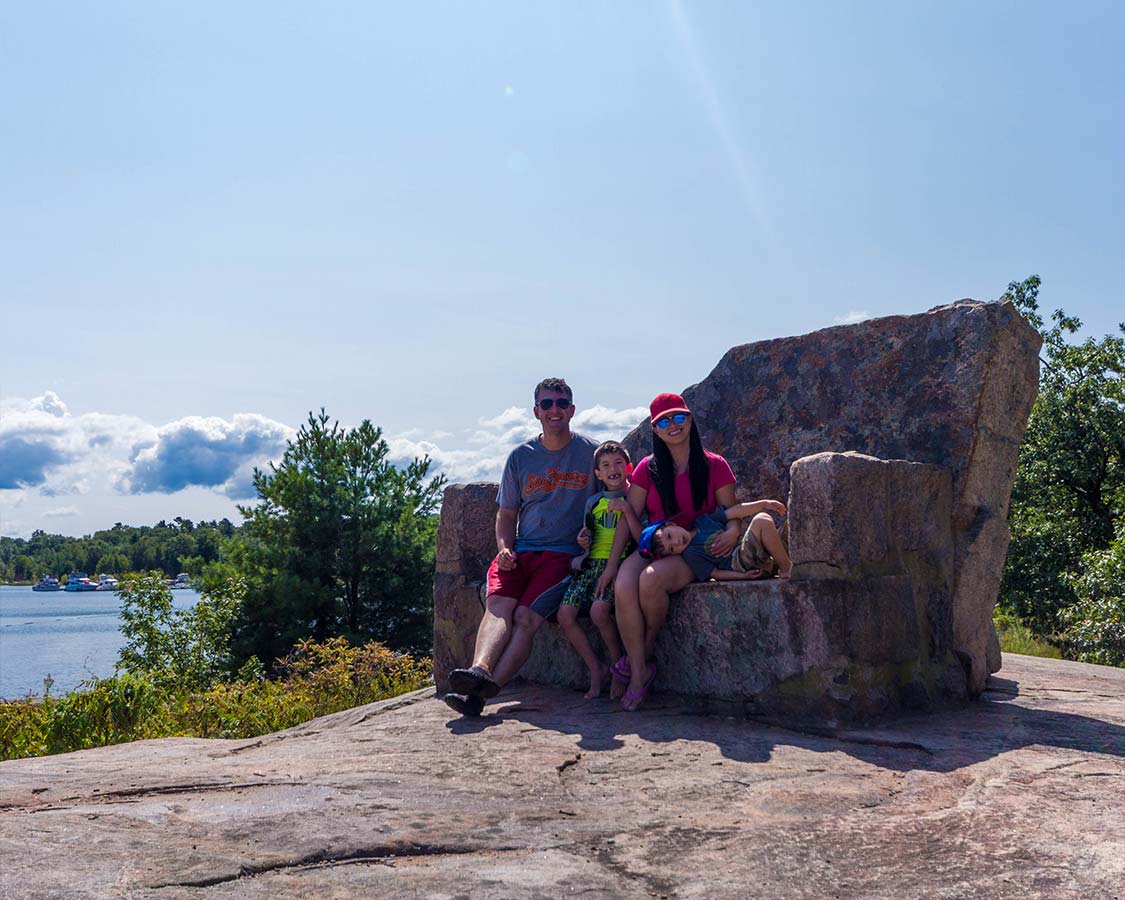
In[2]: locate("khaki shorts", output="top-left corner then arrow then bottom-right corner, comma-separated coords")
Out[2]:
734,515 -> 788,577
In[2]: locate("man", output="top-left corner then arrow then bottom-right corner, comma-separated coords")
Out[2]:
444,377 -> 598,716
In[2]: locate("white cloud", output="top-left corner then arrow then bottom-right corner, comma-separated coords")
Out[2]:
0,392 -> 153,495
29,390 -> 68,417
121,414 -> 296,498
834,310 -> 871,325
0,392 -> 650,534
43,506 -> 80,518
383,404 -> 648,484
572,404 -> 647,440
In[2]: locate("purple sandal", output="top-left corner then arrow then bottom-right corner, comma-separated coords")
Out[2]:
620,662 -> 657,712
610,656 -> 632,683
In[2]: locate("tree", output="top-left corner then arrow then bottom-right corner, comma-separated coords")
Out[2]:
11,555 -> 36,581
95,551 -> 131,576
116,572 -> 245,691
1001,276 -> 1125,637
1061,522 -> 1125,666
228,410 -> 446,668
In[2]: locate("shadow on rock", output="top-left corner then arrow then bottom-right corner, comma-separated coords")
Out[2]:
456,671 -> 1124,773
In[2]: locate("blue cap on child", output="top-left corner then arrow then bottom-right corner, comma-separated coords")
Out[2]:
638,521 -> 665,559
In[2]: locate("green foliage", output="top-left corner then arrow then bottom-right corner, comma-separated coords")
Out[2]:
1000,276 -> 1125,646
1061,523 -> 1125,666
179,638 -> 432,738
43,672 -> 167,754
116,572 -> 245,691
992,610 -> 1062,660
0,518 -> 238,583
228,410 -> 446,666
0,640 -> 431,760
0,696 -> 51,759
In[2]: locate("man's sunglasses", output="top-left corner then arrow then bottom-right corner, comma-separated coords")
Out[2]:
537,398 -> 573,410
654,412 -> 689,430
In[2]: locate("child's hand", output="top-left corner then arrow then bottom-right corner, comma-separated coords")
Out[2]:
607,498 -> 629,514
709,529 -> 738,558
497,548 -> 518,571
594,567 -> 616,599
765,500 -> 787,516
576,527 -> 591,550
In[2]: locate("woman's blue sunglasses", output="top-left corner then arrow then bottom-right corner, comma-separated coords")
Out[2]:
654,412 -> 689,430
537,398 -> 573,410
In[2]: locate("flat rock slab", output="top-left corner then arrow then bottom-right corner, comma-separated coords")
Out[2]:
1,655 -> 1122,899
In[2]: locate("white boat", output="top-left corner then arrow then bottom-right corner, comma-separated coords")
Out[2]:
64,573 -> 98,592
32,574 -> 62,592
95,574 -> 119,591
170,573 -> 194,590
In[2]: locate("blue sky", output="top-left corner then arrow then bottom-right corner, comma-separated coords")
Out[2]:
2,1 -> 1122,539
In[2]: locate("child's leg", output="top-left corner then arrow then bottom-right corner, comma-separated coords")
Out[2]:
557,603 -> 608,699
750,513 -> 792,577
590,600 -> 623,664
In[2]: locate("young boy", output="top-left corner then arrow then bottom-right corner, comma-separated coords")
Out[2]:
557,441 -> 641,699
639,500 -> 791,582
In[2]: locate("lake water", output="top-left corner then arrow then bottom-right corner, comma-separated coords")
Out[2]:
0,585 -> 199,700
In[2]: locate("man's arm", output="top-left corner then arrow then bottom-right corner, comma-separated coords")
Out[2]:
496,507 -> 518,571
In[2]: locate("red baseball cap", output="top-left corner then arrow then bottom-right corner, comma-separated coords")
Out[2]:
649,392 -> 691,423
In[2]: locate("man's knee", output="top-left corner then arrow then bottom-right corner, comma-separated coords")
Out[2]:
513,604 -> 546,634
485,594 -> 518,619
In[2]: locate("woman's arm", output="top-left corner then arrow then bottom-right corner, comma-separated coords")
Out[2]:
725,499 -> 786,522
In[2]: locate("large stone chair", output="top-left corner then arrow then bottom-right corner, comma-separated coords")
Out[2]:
433,300 -> 1041,724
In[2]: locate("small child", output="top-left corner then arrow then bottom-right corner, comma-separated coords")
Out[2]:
558,441 -> 641,699
639,500 -> 792,583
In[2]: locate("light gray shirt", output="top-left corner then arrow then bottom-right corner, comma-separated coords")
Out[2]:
497,433 -> 599,554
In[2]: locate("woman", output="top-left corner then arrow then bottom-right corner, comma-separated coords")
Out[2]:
597,392 -> 739,711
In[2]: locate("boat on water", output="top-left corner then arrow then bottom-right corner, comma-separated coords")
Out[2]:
32,574 -> 62,592
95,574 -> 120,591
169,573 -> 194,590
64,573 -> 98,592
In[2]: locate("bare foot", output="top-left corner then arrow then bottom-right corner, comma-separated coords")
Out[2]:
777,567 -> 792,579
584,661 -> 609,699
610,676 -> 626,700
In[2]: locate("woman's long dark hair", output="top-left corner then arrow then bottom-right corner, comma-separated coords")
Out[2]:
648,420 -> 710,517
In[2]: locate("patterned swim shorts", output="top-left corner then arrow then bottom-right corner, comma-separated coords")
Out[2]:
560,557 -> 615,611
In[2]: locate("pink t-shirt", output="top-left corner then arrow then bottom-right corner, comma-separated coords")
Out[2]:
630,451 -> 736,529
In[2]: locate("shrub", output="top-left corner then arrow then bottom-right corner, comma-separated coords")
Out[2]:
1,639 -> 432,759
44,673 -> 167,754
1061,526 -> 1125,666
993,611 -> 1062,660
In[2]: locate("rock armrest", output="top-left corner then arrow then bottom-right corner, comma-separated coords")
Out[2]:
433,483 -> 499,694
787,451 -> 954,587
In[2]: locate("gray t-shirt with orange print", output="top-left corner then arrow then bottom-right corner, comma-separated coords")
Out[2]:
497,433 -> 599,554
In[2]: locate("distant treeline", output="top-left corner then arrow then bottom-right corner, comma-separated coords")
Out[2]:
0,518 -> 238,582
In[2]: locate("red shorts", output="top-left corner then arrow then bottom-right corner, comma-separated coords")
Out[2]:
486,550 -> 573,612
